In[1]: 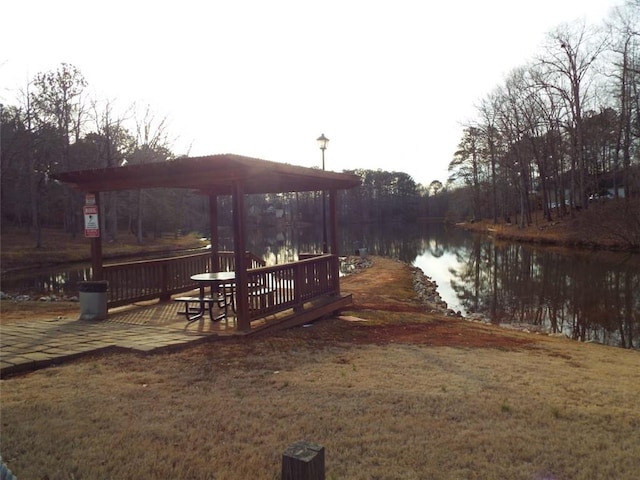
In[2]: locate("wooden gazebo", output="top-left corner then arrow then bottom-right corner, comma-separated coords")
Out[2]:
53,154 -> 361,332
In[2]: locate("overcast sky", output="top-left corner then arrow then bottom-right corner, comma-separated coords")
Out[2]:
1,0 -> 622,186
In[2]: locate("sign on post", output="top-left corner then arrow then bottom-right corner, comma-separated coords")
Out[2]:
84,205 -> 100,238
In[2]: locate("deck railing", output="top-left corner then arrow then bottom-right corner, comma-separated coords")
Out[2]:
246,254 -> 339,320
103,250 -> 339,321
104,251 -> 264,308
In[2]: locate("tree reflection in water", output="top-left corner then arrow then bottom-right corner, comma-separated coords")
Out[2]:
413,226 -> 639,350
339,222 -> 638,349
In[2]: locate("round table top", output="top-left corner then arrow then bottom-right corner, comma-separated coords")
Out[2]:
191,271 -> 236,282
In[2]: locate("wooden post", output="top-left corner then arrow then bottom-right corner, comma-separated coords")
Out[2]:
90,192 -> 103,280
159,263 -> 169,301
281,441 -> 325,480
329,190 -> 340,296
293,261 -> 305,312
329,189 -> 338,255
209,193 -> 219,271
232,181 -> 250,331
90,236 -> 103,280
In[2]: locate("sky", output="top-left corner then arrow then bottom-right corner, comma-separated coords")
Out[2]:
0,0 -> 623,186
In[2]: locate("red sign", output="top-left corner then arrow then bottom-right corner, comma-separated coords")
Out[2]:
83,205 -> 100,238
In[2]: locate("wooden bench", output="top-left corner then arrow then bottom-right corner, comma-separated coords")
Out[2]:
174,295 -> 228,322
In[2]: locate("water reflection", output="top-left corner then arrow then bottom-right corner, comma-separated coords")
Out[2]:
2,223 -> 638,349
2,264 -> 94,298
413,227 -> 639,350
171,223 -> 640,349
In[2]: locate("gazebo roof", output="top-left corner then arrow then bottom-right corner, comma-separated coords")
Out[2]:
53,154 -> 361,195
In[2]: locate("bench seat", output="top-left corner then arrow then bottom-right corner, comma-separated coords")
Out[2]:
174,295 -> 228,322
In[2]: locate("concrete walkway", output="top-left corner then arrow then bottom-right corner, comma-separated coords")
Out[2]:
0,301 -> 234,378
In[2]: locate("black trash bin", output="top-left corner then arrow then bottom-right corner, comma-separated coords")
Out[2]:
78,280 -> 109,320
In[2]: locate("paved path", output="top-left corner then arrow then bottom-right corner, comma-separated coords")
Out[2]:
1,301 -> 231,377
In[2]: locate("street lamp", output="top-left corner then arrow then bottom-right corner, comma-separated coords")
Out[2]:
316,133 -> 329,253
317,133 -> 329,169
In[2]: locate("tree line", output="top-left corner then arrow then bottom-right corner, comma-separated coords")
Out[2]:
1,2 -> 638,248
0,62 -> 436,244
447,1 -> 639,226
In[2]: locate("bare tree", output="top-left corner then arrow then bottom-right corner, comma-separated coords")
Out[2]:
606,0 -> 640,200
448,126 -> 486,221
13,81 -> 47,247
129,104 -> 174,244
494,67 -> 536,227
538,22 -> 609,210
477,91 -> 506,224
91,98 -> 136,241
30,63 -> 87,170
30,63 -> 88,234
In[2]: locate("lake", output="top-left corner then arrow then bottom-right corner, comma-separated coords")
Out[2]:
2,222 -> 638,349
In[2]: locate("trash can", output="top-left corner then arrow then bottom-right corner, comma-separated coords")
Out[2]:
78,280 -> 109,321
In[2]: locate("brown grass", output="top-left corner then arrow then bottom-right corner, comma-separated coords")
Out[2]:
1,257 -> 639,479
0,300 -> 80,325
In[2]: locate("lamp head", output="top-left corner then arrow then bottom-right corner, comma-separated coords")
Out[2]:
316,133 -> 329,150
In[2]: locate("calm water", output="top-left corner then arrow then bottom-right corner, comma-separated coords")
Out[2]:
412,226 -> 639,349
2,223 -> 638,348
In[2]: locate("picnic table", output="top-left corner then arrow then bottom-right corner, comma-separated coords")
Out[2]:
175,272 -> 236,322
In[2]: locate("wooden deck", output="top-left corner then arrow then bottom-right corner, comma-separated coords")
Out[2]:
100,253 -> 345,333
105,290 -> 353,337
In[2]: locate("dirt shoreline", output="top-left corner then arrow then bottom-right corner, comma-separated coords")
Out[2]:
454,200 -> 640,253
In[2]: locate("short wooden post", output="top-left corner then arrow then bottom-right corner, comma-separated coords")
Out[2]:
159,263 -> 169,301
281,440 -> 325,480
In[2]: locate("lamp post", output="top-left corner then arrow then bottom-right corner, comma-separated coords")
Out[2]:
317,133 -> 329,253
